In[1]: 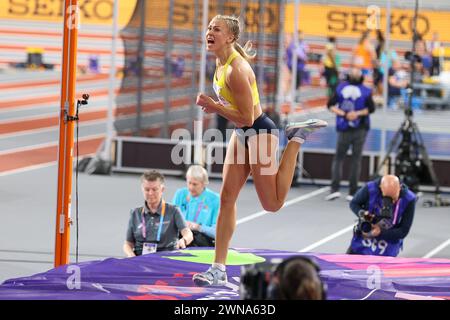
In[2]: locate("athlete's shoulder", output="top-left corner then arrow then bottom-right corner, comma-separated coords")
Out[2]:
230,54 -> 251,71
227,55 -> 254,84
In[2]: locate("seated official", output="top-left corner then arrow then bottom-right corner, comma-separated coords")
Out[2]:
123,170 -> 193,257
172,165 -> 220,247
347,175 -> 416,257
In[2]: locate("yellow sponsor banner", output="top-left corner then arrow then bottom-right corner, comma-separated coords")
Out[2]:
144,1 -> 280,33
145,1 -> 450,43
0,0 -> 137,27
285,4 -> 450,42
1,0 -> 449,42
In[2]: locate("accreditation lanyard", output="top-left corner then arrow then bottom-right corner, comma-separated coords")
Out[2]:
187,196 -> 204,223
141,200 -> 166,242
193,199 -> 204,223
392,199 -> 401,225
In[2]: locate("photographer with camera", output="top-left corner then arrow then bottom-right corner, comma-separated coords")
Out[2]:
347,175 -> 416,257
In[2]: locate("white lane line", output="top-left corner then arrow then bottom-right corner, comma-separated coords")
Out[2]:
0,162 -> 57,177
422,238 -> 450,259
0,106 -> 107,124
0,118 -> 106,139
0,133 -> 105,156
0,152 -> 97,177
0,99 -> 108,115
0,141 -> 58,156
236,186 -> 330,225
293,106 -> 327,115
298,224 -> 355,253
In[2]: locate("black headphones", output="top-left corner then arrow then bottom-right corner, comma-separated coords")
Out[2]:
268,256 -> 327,300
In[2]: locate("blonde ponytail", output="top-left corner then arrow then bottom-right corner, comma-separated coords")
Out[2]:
234,41 -> 256,61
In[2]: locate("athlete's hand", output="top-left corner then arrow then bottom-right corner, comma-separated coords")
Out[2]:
196,93 -> 217,113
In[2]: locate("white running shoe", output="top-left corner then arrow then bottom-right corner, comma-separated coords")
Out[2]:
285,119 -> 328,144
346,195 -> 354,202
325,191 -> 341,201
192,266 -> 228,287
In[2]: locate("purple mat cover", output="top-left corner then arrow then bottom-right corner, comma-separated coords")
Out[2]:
1,248 -> 449,300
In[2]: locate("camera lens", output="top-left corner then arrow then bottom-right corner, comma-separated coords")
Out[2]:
360,221 -> 372,233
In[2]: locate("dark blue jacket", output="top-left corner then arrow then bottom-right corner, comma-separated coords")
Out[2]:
327,81 -> 375,131
349,178 -> 416,257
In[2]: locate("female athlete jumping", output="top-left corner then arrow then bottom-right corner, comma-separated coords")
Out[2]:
193,15 -> 327,286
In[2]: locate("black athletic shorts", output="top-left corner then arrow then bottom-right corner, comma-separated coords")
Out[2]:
235,113 -> 279,149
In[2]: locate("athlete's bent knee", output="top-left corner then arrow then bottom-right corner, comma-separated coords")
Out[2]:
262,201 -> 283,213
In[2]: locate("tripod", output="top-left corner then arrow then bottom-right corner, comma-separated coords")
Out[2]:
374,0 -> 449,207
374,105 -> 449,207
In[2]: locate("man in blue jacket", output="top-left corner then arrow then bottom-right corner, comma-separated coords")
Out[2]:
347,175 -> 416,257
325,68 -> 375,201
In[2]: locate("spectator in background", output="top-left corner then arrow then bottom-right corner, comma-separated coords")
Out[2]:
404,51 -> 425,84
352,31 -> 376,79
123,170 -> 193,257
374,43 -> 399,97
373,30 -> 399,96
88,55 -> 100,73
427,31 -> 441,76
414,36 -> 431,77
285,30 -> 309,96
281,33 -> 293,102
402,52 -> 425,110
388,59 -> 408,109
322,36 -> 341,99
374,30 -> 385,62
372,30 -> 385,94
172,165 -> 220,247
325,68 -> 375,202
